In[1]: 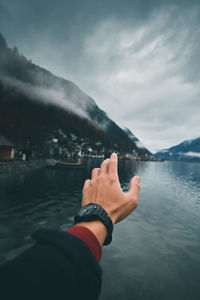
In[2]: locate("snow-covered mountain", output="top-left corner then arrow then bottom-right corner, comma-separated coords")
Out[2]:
155,137 -> 200,162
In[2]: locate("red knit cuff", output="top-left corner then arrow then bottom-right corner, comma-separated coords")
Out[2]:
66,226 -> 102,262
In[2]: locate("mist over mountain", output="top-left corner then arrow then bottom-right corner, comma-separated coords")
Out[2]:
0,33 -> 150,156
155,137 -> 200,162
123,127 -> 151,155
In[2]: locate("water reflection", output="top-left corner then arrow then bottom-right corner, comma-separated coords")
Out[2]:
0,160 -> 200,300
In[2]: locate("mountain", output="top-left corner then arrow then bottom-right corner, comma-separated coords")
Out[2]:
0,33 -> 150,156
155,137 -> 200,162
123,127 -> 151,155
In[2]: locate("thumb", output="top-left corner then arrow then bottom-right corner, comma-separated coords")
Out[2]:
128,176 -> 141,200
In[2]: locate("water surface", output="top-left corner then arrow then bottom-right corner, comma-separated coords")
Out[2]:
0,160 -> 200,300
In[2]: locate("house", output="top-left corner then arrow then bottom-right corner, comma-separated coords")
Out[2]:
0,136 -> 15,161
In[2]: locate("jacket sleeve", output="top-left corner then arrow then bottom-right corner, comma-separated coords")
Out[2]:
0,229 -> 102,300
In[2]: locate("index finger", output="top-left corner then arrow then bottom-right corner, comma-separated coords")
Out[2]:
108,153 -> 118,176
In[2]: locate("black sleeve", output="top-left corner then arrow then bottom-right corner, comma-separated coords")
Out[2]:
0,229 -> 102,300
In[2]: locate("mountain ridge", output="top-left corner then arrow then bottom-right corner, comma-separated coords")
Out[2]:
155,137 -> 200,162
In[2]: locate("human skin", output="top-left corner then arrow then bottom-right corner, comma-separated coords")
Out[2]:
75,153 -> 140,246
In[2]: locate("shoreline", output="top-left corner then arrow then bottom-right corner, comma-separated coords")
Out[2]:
0,160 -> 46,177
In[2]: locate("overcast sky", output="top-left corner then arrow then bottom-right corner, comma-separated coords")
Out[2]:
0,0 -> 200,152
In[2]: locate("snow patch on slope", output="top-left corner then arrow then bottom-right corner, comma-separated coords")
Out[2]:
160,149 -> 169,153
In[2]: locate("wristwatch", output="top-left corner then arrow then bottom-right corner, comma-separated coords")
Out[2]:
74,203 -> 113,245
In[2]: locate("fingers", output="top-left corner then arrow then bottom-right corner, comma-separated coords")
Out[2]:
91,153 -> 118,178
108,153 -> 118,177
91,168 -> 100,179
83,179 -> 91,189
127,176 -> 140,202
100,158 -> 109,175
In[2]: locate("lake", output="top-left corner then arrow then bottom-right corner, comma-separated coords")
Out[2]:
0,160 -> 200,300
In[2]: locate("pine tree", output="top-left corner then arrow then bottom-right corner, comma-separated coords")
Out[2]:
13,46 -> 19,56
0,33 -> 7,49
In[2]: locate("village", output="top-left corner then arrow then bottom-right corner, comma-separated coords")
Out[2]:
0,129 -> 145,162
0,129 -> 162,170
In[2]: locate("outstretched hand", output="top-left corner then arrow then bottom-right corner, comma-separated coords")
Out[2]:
82,153 -> 140,224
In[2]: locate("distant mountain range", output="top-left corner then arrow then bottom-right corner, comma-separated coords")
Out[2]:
155,137 -> 200,162
0,33 -> 150,157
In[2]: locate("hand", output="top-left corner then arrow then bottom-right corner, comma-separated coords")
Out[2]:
82,153 -> 140,224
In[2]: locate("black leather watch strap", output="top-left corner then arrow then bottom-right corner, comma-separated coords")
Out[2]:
74,203 -> 113,246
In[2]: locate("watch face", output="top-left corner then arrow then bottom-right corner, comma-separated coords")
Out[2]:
79,204 -> 97,216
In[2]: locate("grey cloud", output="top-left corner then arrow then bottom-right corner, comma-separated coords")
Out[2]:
0,0 -> 200,152
73,7 -> 200,152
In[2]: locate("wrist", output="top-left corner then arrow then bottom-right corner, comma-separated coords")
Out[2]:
107,210 -> 118,225
75,220 -> 107,246
74,203 -> 113,245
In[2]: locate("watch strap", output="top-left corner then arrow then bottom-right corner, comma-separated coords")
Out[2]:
74,203 -> 113,246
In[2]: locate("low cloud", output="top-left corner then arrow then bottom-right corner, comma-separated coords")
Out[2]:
184,152 -> 200,158
1,76 -> 90,120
